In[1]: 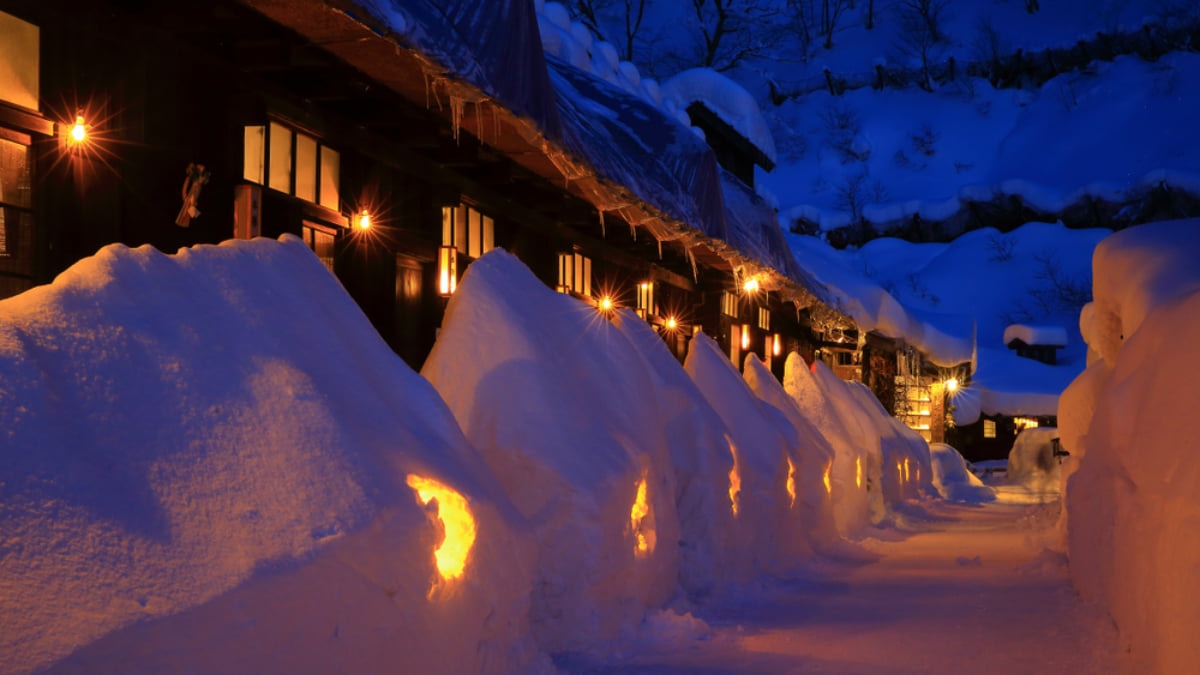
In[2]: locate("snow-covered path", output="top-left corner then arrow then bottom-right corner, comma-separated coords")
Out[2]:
564,500 -> 1117,674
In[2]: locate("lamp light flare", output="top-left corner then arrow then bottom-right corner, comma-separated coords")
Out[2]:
405,474 -> 476,584
70,115 -> 87,143
664,316 -> 678,331
742,278 -> 759,294
355,209 -> 371,231
945,378 -> 958,393
599,295 -> 614,312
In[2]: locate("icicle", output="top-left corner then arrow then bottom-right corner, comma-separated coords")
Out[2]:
475,101 -> 484,141
630,222 -> 637,241
657,236 -> 663,260
687,247 -> 699,283
449,95 -> 465,144
598,209 -> 606,237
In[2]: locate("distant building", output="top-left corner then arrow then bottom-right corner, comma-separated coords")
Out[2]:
1004,324 -> 1067,365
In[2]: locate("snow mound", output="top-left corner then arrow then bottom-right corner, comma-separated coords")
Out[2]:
421,249 -> 680,653
1062,218 -> 1200,673
929,444 -> 996,504
0,237 -> 545,674
684,334 -> 806,573
1006,427 -> 1062,494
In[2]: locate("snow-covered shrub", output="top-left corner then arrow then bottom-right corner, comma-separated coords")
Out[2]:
1006,427 -> 1062,493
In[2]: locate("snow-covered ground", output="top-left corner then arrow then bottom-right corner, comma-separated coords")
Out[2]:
556,500 -> 1116,674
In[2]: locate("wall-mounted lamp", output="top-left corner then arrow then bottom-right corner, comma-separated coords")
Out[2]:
355,209 -> 371,231
742,277 -> 759,294
945,378 -> 958,393
664,316 -> 679,332
597,294 -> 615,313
438,245 -> 457,296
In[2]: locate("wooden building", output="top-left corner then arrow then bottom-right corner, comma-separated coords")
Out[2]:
0,0 -> 852,375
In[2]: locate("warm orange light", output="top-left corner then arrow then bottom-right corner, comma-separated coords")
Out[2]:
599,295 -> 614,312
727,437 -> 741,517
355,209 -> 371,231
785,457 -> 797,508
742,278 -> 759,294
823,462 -> 832,495
69,115 -> 87,144
740,323 -> 750,351
630,472 -> 655,557
438,246 -> 457,296
406,474 -> 476,583
773,334 -> 782,357
664,316 -> 679,331
903,458 -> 911,483
945,378 -> 958,393
856,457 -> 863,489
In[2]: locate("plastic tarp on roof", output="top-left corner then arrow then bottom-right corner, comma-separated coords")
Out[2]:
547,56 -> 728,242
719,168 -> 831,302
363,0 -> 561,138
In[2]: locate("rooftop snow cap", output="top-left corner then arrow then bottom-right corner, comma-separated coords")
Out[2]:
660,68 -> 777,170
1003,324 -> 1068,347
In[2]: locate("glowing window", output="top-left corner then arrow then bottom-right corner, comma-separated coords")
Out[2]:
443,203 -> 494,259
984,419 -> 997,438
0,11 -> 39,111
303,222 -> 335,272
246,122 -> 339,212
722,291 -> 738,317
294,133 -> 318,203
557,251 -> 592,296
758,307 -> 771,331
637,281 -> 656,318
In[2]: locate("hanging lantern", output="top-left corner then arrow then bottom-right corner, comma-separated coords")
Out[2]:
438,245 -> 457,296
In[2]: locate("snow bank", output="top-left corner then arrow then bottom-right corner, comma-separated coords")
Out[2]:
742,356 -> 839,553
782,355 -> 874,535
1006,428 -> 1062,494
1062,218 -> 1200,673
684,334 -> 806,572
845,380 -> 935,507
611,312 -> 743,597
0,237 -> 545,674
929,444 -> 996,504
421,249 -> 680,653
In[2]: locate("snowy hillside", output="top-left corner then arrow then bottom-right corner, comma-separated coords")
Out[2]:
542,0 -> 1200,234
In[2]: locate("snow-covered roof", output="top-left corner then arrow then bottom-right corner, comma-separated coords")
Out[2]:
368,0 -> 562,138
660,68 -> 778,167
548,56 -> 729,241
1003,324 -> 1068,347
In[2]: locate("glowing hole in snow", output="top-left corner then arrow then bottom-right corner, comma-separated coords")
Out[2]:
726,437 -> 742,517
786,457 -> 797,508
406,474 -> 476,582
903,458 -> 911,482
856,457 -> 863,489
823,462 -> 832,495
630,472 -> 655,557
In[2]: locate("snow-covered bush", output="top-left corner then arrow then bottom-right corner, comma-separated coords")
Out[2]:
1006,427 -> 1062,493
